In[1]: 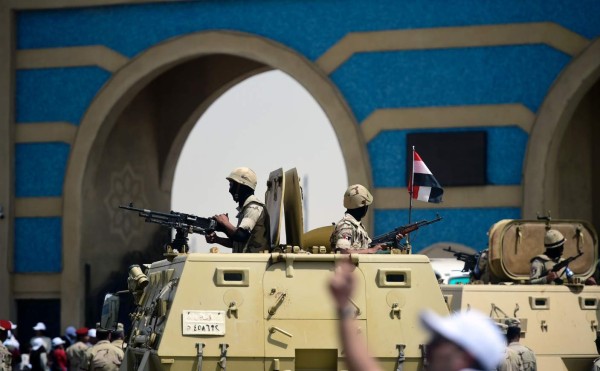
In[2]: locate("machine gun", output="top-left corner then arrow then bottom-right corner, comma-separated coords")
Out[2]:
370,215 -> 442,250
444,246 -> 479,273
119,203 -> 217,255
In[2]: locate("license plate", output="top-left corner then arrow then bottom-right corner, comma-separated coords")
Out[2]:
182,310 -> 226,335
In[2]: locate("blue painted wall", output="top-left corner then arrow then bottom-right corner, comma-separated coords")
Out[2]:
12,0 -> 600,270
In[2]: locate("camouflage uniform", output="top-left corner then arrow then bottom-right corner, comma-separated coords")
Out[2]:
508,342 -> 537,371
86,340 -> 124,371
529,255 -> 572,284
497,346 -> 522,371
0,343 -> 11,371
109,340 -> 123,351
232,195 -> 270,253
330,213 -> 372,251
66,342 -> 89,371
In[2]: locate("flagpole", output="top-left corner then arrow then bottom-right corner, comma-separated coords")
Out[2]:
407,146 -> 415,248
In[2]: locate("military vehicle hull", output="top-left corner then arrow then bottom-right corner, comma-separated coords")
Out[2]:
441,284 -> 600,370
120,253 -> 449,371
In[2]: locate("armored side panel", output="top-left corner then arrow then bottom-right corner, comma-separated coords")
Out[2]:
265,168 -> 285,247
283,168 -> 304,247
442,285 -> 600,371
122,253 -> 449,371
487,219 -> 598,282
303,225 -> 335,252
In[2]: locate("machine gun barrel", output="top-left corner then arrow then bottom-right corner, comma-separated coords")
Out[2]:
119,204 -> 217,235
551,252 -> 584,273
444,246 -> 479,273
370,215 -> 442,248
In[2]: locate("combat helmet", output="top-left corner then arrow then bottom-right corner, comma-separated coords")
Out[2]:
226,167 -> 257,190
545,229 -> 565,249
344,184 -> 373,209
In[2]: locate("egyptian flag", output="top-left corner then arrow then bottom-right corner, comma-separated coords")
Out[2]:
408,151 -> 444,203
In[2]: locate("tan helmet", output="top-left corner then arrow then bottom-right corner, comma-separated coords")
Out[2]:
343,184 -> 373,209
226,167 -> 257,190
544,229 -> 565,249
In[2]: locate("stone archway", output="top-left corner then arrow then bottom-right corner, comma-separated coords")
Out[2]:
523,39 -> 600,225
60,31 -> 371,326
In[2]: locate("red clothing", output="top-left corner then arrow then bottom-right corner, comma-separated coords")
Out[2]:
50,348 -> 68,371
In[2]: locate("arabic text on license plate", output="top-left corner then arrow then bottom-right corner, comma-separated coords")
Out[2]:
182,310 -> 226,335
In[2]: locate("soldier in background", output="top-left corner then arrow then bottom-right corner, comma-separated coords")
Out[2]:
109,325 -> 125,351
330,185 -> 395,254
530,229 -> 574,284
66,328 -> 89,371
205,167 -> 271,253
0,320 -> 13,371
85,325 -> 123,371
505,319 -> 536,371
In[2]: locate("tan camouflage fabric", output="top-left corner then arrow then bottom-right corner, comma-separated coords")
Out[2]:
330,213 -> 371,251
66,341 -> 89,371
508,342 -> 537,371
497,346 -> 522,371
86,341 -> 123,371
109,340 -> 124,351
232,195 -> 270,253
0,343 -> 11,371
530,254 -> 568,284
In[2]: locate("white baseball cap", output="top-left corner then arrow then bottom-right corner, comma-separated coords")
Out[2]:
32,337 -> 45,351
88,329 -> 96,338
32,322 -> 47,331
420,309 -> 505,371
52,337 -> 66,347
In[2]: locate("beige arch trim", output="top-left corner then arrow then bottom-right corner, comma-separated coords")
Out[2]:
374,186 -> 522,210
16,46 -> 129,73
361,104 -> 534,142
62,31 -> 370,327
523,38 -> 600,218
15,122 -> 77,144
159,67 -> 270,192
15,197 -> 62,217
317,22 -> 590,74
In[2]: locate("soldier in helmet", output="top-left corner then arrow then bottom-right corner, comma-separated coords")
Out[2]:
330,185 -> 399,254
205,167 -> 271,253
530,229 -> 574,284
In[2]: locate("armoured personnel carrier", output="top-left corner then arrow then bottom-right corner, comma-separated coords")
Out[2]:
106,168 -> 449,371
441,218 -> 600,370
105,167 -> 600,370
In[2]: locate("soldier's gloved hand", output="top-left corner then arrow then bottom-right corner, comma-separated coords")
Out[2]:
205,232 -> 218,244
546,270 -> 558,282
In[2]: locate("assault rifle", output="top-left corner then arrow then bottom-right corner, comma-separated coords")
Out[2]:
444,246 -> 479,273
370,215 -> 442,249
552,251 -> 584,273
119,203 -> 217,254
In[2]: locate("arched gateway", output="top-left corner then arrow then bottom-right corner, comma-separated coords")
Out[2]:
60,31 -> 372,326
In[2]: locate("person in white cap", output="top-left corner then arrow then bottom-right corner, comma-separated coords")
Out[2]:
205,167 -> 271,253
29,338 -> 48,371
49,338 -> 67,371
530,229 -> 574,284
329,260 -> 505,371
330,185 -> 401,254
30,323 -> 52,355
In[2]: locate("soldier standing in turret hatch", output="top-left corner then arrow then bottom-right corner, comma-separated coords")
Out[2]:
205,167 -> 271,253
330,184 -> 402,254
529,229 -> 574,284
